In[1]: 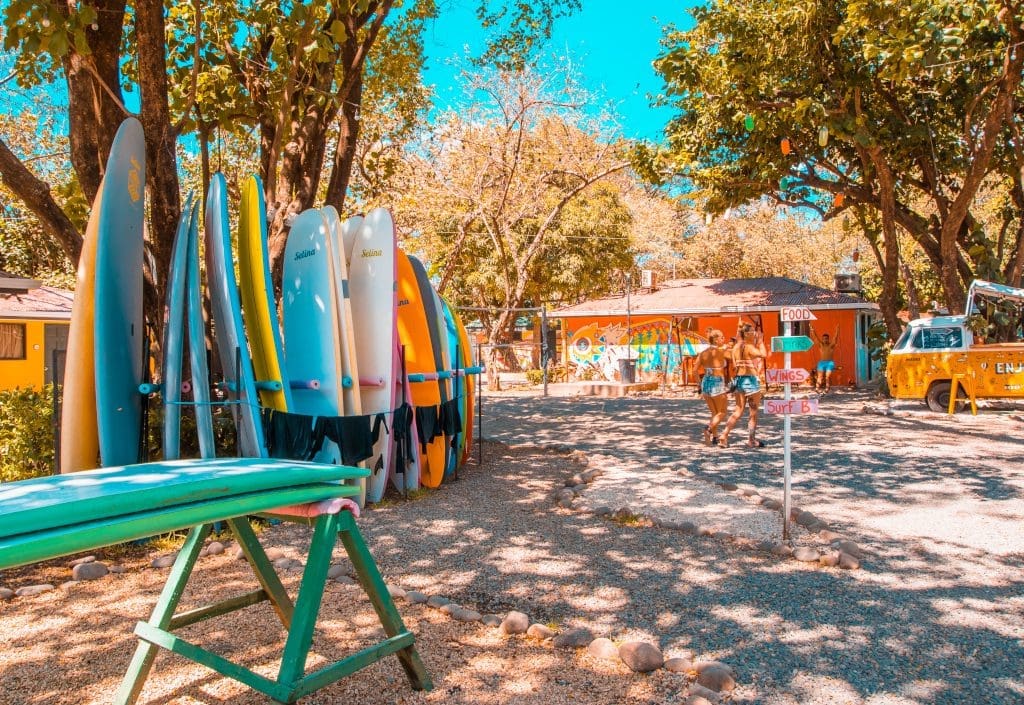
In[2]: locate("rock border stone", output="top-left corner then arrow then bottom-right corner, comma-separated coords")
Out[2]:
389,582 -> 739,694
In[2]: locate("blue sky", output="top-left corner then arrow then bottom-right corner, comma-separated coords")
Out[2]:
422,2 -> 698,142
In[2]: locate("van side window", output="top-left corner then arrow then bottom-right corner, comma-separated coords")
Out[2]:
912,327 -> 962,350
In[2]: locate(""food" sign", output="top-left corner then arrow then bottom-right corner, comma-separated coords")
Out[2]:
780,306 -> 818,322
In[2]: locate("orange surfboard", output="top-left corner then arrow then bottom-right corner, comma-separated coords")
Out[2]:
396,250 -> 446,487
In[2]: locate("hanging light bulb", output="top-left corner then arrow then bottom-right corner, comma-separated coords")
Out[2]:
818,125 -> 829,147
705,213 -> 713,225
781,137 -> 792,155
834,192 -> 845,208
744,114 -> 755,132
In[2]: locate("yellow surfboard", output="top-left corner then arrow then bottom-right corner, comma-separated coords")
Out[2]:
396,250 -> 446,488
59,186 -> 102,472
238,175 -> 291,411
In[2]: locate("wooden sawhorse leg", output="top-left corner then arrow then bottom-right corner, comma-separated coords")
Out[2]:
114,511 -> 431,704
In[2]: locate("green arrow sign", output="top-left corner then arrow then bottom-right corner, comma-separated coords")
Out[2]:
771,335 -> 814,353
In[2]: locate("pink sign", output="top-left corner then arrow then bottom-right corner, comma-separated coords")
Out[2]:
766,368 -> 810,385
764,397 -> 820,415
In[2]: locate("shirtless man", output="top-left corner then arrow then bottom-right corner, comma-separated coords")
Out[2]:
810,324 -> 839,393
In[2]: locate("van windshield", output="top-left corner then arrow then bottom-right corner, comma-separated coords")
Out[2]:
893,327 -> 913,351
911,327 -> 963,350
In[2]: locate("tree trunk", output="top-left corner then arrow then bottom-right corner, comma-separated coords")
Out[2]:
0,139 -> 82,262
324,75 -> 363,209
898,261 -> 921,320
60,0 -> 127,204
871,154 -> 905,340
136,0 -> 182,341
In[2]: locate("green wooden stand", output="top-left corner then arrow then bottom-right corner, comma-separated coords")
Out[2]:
113,510 -> 431,704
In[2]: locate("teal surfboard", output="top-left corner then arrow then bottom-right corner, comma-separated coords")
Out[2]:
94,117 -> 146,468
204,173 -> 265,458
441,298 -> 465,472
161,192 -> 194,460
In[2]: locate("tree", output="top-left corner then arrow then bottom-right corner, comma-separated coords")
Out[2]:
394,66 -> 631,387
653,0 -> 1024,337
0,0 -> 581,324
0,111 -> 81,287
666,200 -> 867,287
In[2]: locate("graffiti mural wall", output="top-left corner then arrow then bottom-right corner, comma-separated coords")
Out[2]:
567,318 -> 709,381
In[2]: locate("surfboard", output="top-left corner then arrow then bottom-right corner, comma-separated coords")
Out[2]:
440,299 -> 461,469
322,206 -> 362,419
161,192 -> 194,460
204,172 -> 265,458
94,117 -> 146,468
60,163 -> 102,472
409,256 -> 456,478
282,209 -> 367,500
396,250 -> 445,488
391,337 -> 420,492
453,308 -> 476,464
347,208 -> 396,503
441,298 -> 472,470
186,201 -> 216,458
341,214 -> 363,268
238,174 -> 292,412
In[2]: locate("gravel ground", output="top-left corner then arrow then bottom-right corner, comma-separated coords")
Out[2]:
1,388 -> 1022,704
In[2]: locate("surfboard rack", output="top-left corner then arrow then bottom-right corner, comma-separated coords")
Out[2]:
408,366 -> 484,383
255,380 -> 285,392
289,377 -> 387,390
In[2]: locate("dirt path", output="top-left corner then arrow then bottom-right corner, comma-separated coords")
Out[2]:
1,390 -> 1022,704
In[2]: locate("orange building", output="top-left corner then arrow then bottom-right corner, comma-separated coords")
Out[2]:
554,277 -> 881,388
0,271 -> 72,392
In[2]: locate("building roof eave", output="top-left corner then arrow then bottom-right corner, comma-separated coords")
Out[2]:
554,302 -> 880,318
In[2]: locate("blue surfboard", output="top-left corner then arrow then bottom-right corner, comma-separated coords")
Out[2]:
94,118 -> 146,468
161,192 -> 194,460
204,173 -> 265,458
186,201 -> 216,458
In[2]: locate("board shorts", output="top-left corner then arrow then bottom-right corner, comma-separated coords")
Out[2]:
733,374 -> 761,396
701,374 -> 727,397
816,360 -> 836,373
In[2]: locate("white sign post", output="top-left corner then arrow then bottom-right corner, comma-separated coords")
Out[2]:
774,307 -> 818,540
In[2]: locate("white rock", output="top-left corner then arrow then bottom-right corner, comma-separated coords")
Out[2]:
72,562 -> 109,581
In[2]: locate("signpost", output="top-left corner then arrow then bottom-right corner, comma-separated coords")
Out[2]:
772,307 -> 819,540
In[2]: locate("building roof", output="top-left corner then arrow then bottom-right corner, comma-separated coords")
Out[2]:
554,277 -> 877,318
0,286 -> 74,320
0,270 -> 41,293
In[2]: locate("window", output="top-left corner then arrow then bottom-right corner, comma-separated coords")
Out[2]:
0,322 -> 26,359
911,327 -> 963,350
778,316 -> 810,336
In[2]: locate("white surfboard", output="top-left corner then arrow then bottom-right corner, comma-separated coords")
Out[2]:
322,206 -> 362,419
348,208 -> 397,503
341,214 -> 363,268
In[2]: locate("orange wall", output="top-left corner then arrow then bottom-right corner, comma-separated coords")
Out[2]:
561,310 -> 862,387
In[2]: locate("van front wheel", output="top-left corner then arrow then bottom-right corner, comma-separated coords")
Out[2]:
926,381 -> 965,413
